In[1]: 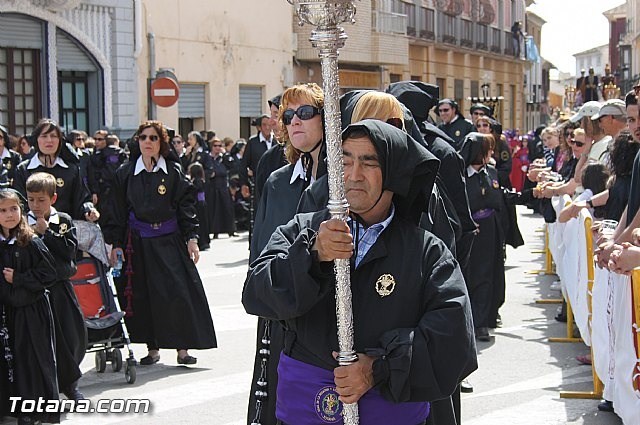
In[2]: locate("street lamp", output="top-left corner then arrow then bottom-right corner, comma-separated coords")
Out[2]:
286,1 -> 359,424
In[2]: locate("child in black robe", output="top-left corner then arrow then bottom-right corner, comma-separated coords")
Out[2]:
26,172 -> 87,401
187,163 -> 210,250
0,189 -> 59,424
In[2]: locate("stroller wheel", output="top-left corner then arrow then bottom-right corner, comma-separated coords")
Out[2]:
111,349 -> 123,372
95,350 -> 107,373
124,362 -> 136,384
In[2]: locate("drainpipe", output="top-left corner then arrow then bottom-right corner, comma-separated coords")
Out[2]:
148,32 -> 156,120
133,0 -> 143,58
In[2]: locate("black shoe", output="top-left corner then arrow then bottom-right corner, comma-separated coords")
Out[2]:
228,232 -> 237,237
460,379 -> 474,393
177,354 -> 197,365
212,234 -> 219,239
63,388 -> 85,401
495,314 -> 502,328
475,327 -> 491,342
555,312 -> 567,322
140,354 -> 160,365
597,400 -> 614,412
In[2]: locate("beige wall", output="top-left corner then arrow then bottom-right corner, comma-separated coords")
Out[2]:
137,0 -> 294,139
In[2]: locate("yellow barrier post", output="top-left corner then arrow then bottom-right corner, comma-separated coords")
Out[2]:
533,224 -> 562,304
560,214 -> 602,399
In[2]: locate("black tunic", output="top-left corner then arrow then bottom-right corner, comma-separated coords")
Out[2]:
0,150 -> 21,186
243,210 -> 477,403
31,210 -> 86,392
0,236 -> 59,423
255,144 -> 287,201
438,117 -> 475,150
87,145 -> 128,225
102,158 -> 217,349
208,155 -> 236,235
192,178 -> 211,249
463,166 -> 506,329
14,154 -> 93,220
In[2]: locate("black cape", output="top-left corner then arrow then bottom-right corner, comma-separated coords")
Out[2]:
0,237 -> 59,423
255,144 -> 287,201
208,155 -> 236,235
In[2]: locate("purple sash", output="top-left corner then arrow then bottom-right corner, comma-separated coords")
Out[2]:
277,353 -> 429,425
197,191 -> 206,202
128,212 -> 178,238
472,208 -> 495,221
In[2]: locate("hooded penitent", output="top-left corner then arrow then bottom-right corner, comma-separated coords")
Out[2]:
342,119 -> 439,225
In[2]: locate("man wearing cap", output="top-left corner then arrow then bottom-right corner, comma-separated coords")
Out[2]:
592,98 -> 627,139
437,99 -> 474,149
243,120 -> 476,425
469,103 -> 492,126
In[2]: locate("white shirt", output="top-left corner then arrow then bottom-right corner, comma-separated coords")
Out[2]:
289,157 -> 316,185
0,148 -> 10,160
588,135 -> 612,163
134,155 -> 168,175
27,154 -> 68,170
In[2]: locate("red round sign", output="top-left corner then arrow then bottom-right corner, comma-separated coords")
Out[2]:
150,77 -> 180,108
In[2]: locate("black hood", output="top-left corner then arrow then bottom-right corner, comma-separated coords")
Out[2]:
385,81 -> 438,123
342,119 -> 439,224
458,132 -> 486,166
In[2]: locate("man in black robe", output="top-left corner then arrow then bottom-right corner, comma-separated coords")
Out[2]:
0,125 -> 21,186
437,99 -> 474,150
255,95 -> 288,201
243,120 -> 477,425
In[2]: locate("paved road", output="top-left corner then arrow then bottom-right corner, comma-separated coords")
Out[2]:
5,206 -> 626,424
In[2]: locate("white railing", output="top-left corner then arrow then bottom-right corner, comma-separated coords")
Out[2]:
372,10 -> 407,35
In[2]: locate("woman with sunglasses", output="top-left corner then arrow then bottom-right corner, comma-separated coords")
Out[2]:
246,83 -> 327,425
103,120 -> 217,367
13,119 -> 99,222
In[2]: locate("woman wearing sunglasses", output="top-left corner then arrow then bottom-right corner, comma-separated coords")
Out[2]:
246,83 -> 327,425
103,120 -> 217,367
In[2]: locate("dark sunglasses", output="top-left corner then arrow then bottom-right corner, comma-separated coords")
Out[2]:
212,144 -> 223,147
386,117 -> 403,129
94,137 -> 105,141
282,105 -> 322,125
568,139 -> 585,147
138,134 -> 159,142
438,108 -> 451,113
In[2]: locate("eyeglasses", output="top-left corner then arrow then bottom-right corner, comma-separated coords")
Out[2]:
282,105 -> 322,125
75,137 -> 86,141
385,117 -> 403,129
477,123 -> 491,128
438,108 -> 451,113
212,144 -> 223,147
568,139 -> 585,147
472,111 -> 485,116
564,131 -> 574,138
94,137 -> 105,141
138,134 -> 159,142
172,139 -> 183,144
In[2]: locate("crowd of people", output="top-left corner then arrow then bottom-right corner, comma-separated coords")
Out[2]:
1,77 -> 639,425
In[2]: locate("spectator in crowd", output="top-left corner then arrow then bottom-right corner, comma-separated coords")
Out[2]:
16,134 -> 34,161
0,124 -> 21,185
437,98 -> 474,149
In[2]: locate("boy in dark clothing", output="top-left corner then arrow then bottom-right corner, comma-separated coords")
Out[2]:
26,172 -> 87,401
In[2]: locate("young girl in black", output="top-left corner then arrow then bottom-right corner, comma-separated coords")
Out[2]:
0,189 -> 59,424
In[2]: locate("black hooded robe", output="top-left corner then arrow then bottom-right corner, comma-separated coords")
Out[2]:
243,121 -> 476,425
209,155 -> 236,236
0,236 -> 59,423
102,158 -> 217,349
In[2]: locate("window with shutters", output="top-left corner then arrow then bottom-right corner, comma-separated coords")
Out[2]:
58,71 -> 89,133
0,48 -> 42,136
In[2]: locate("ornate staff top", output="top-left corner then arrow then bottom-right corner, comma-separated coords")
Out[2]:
287,0 -> 356,28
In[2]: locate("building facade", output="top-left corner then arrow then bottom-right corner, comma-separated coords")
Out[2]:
573,44 -> 608,79
293,0 -> 529,130
605,1 -> 639,95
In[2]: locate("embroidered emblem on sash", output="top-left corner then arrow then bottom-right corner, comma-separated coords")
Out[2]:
56,178 -> 64,187
455,130 -> 461,137
492,179 -> 499,189
501,151 -> 509,162
315,386 -> 342,423
376,273 -> 396,297
158,184 -> 167,195
59,223 -> 68,234
4,161 -> 11,170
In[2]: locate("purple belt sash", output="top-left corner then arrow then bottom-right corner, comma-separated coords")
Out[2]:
197,191 -> 206,202
277,353 -> 429,425
128,212 -> 178,238
472,208 -> 496,221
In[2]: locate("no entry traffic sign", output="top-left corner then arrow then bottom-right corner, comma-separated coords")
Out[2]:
150,77 -> 180,107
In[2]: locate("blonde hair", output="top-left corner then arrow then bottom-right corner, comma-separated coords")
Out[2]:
573,128 -> 586,139
279,83 -> 324,164
540,126 -> 559,139
351,92 -> 404,129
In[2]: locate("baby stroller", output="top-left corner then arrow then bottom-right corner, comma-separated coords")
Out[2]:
71,220 -> 137,384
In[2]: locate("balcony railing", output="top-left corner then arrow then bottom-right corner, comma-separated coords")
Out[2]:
372,10 -> 407,35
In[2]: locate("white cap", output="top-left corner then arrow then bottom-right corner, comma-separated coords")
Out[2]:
591,99 -> 626,120
569,101 -> 602,123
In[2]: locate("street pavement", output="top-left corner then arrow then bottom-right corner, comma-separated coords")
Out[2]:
8,206 -> 626,424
